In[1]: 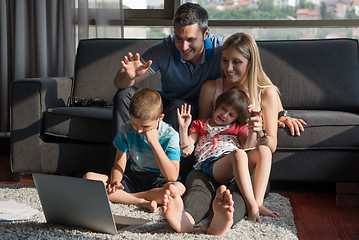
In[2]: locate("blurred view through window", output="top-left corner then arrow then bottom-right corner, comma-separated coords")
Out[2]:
85,0 -> 359,40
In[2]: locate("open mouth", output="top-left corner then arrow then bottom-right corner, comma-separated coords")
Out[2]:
218,115 -> 225,122
182,49 -> 193,55
227,72 -> 237,76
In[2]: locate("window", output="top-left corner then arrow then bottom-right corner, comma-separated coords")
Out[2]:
182,0 -> 359,40
81,0 -> 359,40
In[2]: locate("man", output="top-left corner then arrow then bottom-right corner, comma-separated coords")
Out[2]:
113,2 -> 240,234
113,2 -> 225,132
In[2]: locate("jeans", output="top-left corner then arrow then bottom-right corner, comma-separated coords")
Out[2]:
183,169 -> 246,224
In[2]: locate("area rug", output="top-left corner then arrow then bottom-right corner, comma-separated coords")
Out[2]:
0,184 -> 298,239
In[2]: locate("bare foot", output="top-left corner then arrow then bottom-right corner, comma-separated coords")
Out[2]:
259,205 -> 280,218
206,185 -> 234,236
247,209 -> 261,222
139,200 -> 158,213
163,184 -> 195,233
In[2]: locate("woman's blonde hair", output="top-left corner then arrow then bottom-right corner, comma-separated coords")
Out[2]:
221,32 -> 278,107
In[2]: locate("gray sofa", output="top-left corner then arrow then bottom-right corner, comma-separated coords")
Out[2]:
10,38 -> 359,183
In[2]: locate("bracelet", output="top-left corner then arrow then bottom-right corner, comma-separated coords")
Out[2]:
278,110 -> 290,119
180,144 -> 195,150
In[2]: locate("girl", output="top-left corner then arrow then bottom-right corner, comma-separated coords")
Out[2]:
198,32 -> 283,217
177,88 -> 264,221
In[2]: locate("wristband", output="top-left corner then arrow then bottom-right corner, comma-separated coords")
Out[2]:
180,144 -> 195,150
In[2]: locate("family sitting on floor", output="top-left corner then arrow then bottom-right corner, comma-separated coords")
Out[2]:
84,3 -> 305,236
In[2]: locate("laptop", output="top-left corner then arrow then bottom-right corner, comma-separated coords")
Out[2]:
33,173 -> 151,234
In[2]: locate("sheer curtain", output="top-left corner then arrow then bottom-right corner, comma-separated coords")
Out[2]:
76,0 -> 124,41
0,0 -> 124,134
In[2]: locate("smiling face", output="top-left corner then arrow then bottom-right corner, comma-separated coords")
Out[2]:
221,47 -> 250,86
174,23 -> 209,66
211,104 -> 240,127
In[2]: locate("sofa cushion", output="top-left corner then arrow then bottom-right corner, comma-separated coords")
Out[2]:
257,39 -> 359,113
277,110 -> 359,150
43,107 -> 113,144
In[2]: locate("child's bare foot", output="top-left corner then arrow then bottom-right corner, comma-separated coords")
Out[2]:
139,200 -> 158,213
163,184 -> 195,233
247,209 -> 261,222
207,185 -> 234,236
259,205 -> 280,218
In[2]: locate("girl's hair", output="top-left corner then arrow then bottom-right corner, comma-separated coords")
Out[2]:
129,88 -> 163,120
174,2 -> 208,35
221,32 -> 279,107
214,88 -> 249,125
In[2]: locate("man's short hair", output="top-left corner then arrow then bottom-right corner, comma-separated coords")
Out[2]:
129,88 -> 163,120
174,2 -> 208,34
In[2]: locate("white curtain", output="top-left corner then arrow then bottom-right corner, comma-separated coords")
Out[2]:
0,0 -> 124,134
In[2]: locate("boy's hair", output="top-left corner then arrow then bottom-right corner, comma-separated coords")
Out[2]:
174,2 -> 208,35
221,32 -> 278,107
129,88 -> 163,120
214,88 -> 249,125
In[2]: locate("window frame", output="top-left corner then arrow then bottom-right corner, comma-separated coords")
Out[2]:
122,0 -> 359,28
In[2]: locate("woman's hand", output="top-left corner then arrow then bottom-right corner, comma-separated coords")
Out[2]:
177,103 -> 192,129
278,116 -> 307,136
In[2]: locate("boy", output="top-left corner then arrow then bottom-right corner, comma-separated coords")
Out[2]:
84,88 -> 185,212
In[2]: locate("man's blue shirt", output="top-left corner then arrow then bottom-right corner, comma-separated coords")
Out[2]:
141,33 -> 226,104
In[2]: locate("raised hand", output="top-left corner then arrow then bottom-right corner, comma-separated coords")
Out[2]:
177,103 -> 192,129
121,52 -> 152,80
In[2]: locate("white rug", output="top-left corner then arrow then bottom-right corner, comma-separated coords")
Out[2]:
0,184 -> 298,239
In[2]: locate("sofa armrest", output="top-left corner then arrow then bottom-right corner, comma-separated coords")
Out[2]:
10,77 -> 73,172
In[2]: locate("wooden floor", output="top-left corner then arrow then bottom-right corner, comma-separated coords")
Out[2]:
1,152 -> 358,240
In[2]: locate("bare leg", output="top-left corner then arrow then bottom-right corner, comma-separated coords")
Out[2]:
163,184 -> 195,233
83,172 -> 158,212
206,185 -> 234,236
134,181 -> 185,204
109,190 -> 158,212
248,146 -> 280,218
212,150 -> 261,222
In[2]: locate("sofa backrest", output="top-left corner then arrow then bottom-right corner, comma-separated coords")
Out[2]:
73,38 -> 359,113
73,39 -> 162,105
257,38 -> 359,113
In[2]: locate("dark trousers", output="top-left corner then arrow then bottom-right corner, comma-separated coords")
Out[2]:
183,169 -> 246,224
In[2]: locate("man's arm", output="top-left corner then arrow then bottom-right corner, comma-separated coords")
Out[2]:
114,52 -> 153,89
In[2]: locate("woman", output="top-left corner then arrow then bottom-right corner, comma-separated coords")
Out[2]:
163,32 -> 306,235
